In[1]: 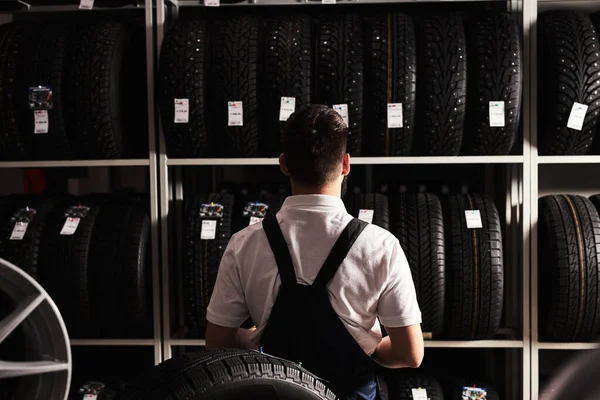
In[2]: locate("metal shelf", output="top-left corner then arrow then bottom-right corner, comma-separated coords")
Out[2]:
169,0 -> 503,6
167,155 -> 525,166
537,156 -> 600,164
70,339 -> 156,346
1,2 -> 143,13
0,159 -> 150,168
537,342 -> 600,351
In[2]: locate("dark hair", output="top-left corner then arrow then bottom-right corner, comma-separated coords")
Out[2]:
282,105 -> 348,186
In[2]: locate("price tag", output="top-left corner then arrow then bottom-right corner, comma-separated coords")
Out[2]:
205,0 -> 219,5
249,216 -> 263,226
201,220 -> 217,240
34,110 -> 49,134
174,99 -> 189,123
79,0 -> 94,9
411,388 -> 428,400
462,386 -> 487,399
228,101 -> 243,126
465,210 -> 483,229
60,217 -> 81,235
358,209 -> 374,224
279,97 -> 296,121
322,0 -> 336,3
489,101 -> 505,127
567,102 -> 588,131
333,104 -> 349,127
10,222 -> 28,240
387,103 -> 403,128
83,395 -> 98,400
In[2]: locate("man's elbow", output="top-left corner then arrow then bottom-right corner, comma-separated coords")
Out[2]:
405,350 -> 424,368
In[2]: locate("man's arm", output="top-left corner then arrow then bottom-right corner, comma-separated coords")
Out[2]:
205,323 -> 257,349
373,324 -> 424,368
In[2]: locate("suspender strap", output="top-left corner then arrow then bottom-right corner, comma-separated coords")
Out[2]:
262,215 -> 297,286
312,218 -> 368,289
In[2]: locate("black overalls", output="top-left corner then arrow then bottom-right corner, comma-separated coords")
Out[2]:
260,215 -> 378,400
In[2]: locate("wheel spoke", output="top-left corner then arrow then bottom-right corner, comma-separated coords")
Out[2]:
0,294 -> 45,345
0,360 -> 69,379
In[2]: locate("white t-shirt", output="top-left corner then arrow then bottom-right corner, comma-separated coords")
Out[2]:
206,194 -> 422,355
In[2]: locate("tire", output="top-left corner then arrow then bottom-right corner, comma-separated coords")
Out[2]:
158,16 -> 209,158
444,194 -> 503,339
211,16 -> 260,157
37,201 -> 102,338
89,204 -> 152,338
314,14 -> 364,156
447,378 -> 499,400
183,193 -> 234,337
23,23 -> 74,160
115,349 -> 338,400
344,193 -> 389,230
65,21 -> 146,159
363,14 -> 416,156
260,15 -> 312,157
392,193 -> 445,339
464,12 -> 522,155
0,23 -> 35,161
385,372 -> 444,400
414,15 -> 467,156
539,195 -> 600,342
538,11 -> 600,155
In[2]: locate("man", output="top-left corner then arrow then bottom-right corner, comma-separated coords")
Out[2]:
206,104 -> 424,400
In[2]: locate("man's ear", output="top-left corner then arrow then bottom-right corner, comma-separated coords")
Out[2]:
279,154 -> 290,176
342,153 -> 350,176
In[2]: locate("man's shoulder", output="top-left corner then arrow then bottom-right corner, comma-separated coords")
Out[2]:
228,220 -> 267,248
360,222 -> 399,246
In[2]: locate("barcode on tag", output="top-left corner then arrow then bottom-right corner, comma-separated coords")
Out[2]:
465,210 -> 483,229
249,216 -> 263,226
279,97 -> 296,121
174,99 -> 189,123
10,222 -> 28,240
201,220 -> 217,240
358,209 -> 374,224
205,0 -> 219,5
60,217 -> 81,235
228,101 -> 243,126
567,102 -> 588,131
79,0 -> 94,9
489,101 -> 505,127
411,388 -> 428,400
333,104 -> 349,127
34,110 -> 49,134
322,0 -> 336,3
387,103 -> 403,128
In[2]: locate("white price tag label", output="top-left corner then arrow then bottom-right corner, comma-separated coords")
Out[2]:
387,103 -> 403,128
10,222 -> 28,240
60,217 -> 81,235
279,97 -> 296,121
322,0 -> 336,3
201,220 -> 217,240
358,209 -> 374,224
174,99 -> 189,123
489,101 -> 505,127
249,216 -> 263,226
228,101 -> 243,126
411,388 -> 428,400
34,110 -> 49,134
205,0 -> 219,5
83,395 -> 98,400
333,104 -> 349,127
567,102 -> 588,131
465,210 -> 483,229
79,0 -> 94,9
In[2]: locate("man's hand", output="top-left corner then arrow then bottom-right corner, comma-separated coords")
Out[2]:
373,324 -> 424,369
205,321 -> 257,350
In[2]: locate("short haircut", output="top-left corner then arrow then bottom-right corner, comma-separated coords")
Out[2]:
282,105 -> 348,187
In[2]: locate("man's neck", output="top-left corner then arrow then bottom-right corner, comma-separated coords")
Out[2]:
291,183 -> 341,197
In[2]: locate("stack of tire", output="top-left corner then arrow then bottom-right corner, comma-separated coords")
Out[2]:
538,194 -> 600,342
159,11 -> 522,158
0,20 -> 147,161
0,193 -> 152,338
538,11 -> 600,155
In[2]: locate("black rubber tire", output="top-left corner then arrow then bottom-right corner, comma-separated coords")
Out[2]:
538,11 -> 600,155
116,349 -> 338,400
539,195 -> 600,342
414,15 -> 467,156
464,12 -> 522,155
260,15 -> 312,157
23,23 -> 74,160
0,23 -> 35,161
158,16 -> 209,158
444,194 -> 504,339
37,201 -> 102,338
210,16 -> 260,157
183,193 -> 234,337
343,193 -> 389,230
314,14 -> 364,156
363,14 -> 416,156
65,21 -> 145,159
385,372 -> 444,400
89,204 -> 152,338
448,378 -> 499,400
392,193 -> 445,339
